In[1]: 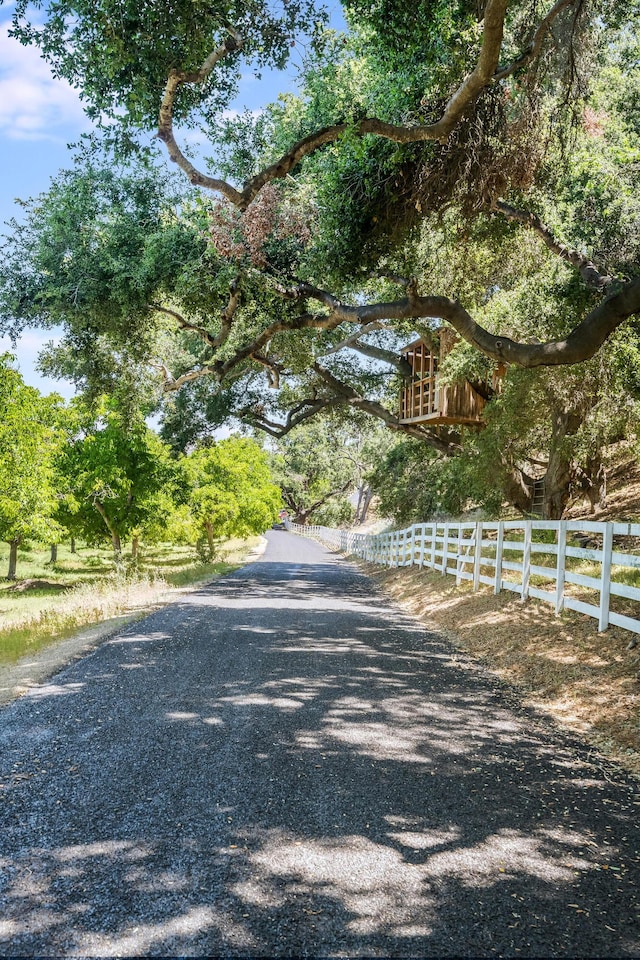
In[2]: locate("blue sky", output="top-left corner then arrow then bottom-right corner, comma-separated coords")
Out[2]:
0,11 -> 90,396
0,4 -> 346,398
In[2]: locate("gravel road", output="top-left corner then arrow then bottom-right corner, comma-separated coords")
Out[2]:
0,531 -> 638,957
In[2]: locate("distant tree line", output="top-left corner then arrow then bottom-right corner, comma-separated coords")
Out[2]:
0,356 -> 281,580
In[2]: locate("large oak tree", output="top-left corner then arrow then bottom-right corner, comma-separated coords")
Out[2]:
1,0 -> 639,464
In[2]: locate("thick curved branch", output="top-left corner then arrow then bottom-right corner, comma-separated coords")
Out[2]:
305,276 -> 640,366
234,0 -> 512,208
494,200 -> 613,289
163,270 -> 640,396
157,29 -> 245,204
157,0 -> 582,210
422,279 -> 640,366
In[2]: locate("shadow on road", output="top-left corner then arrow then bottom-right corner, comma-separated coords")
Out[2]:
0,550 -> 638,957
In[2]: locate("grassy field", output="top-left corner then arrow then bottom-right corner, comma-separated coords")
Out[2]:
0,538 -> 261,666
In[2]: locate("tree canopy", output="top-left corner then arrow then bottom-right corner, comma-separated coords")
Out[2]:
0,356 -> 64,578
55,401 -> 178,556
1,0 -> 639,459
183,436 -> 281,554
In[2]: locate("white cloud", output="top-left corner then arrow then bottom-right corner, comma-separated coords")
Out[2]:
0,20 -> 88,141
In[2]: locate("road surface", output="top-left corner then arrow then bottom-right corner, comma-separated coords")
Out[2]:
0,531 -> 638,957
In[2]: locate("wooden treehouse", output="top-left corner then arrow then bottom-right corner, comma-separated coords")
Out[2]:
399,330 -> 503,426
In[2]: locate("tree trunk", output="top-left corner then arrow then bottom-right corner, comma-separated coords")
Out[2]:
573,455 -> 607,514
49,544 -> 58,564
355,484 -> 374,524
205,521 -> 215,558
543,408 -> 584,519
111,531 -> 122,556
503,467 -> 536,515
93,500 -> 122,558
132,536 -> 139,561
70,537 -> 76,554
7,540 -> 19,580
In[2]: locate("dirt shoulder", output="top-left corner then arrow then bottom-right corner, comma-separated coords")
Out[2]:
360,561 -> 640,778
0,537 -> 267,709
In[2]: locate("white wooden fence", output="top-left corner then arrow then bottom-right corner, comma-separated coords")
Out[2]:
287,519 -> 640,636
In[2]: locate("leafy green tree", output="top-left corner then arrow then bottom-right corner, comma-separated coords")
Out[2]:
1,4 -> 638,424
0,356 -> 63,578
270,417 -> 371,525
184,437 -> 281,556
1,0 -> 639,512
55,402 -> 177,557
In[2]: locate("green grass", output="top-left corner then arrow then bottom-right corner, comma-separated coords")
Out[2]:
0,537 -> 260,666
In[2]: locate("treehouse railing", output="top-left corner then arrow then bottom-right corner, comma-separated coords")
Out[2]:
286,518 -> 640,637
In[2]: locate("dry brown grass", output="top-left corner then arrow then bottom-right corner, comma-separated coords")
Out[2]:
360,562 -> 640,778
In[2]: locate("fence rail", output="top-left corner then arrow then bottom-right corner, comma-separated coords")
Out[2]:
286,519 -> 640,636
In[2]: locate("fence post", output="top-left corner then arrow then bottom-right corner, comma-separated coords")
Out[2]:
455,526 -> 466,585
555,520 -> 567,614
494,522 -> 504,595
442,523 -> 450,575
521,523 -> 531,600
430,523 -> 437,570
473,521 -> 483,592
456,525 -> 471,587
599,523 -> 613,632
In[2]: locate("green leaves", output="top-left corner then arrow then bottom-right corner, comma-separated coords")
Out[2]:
183,437 -> 281,546
54,403 -> 177,549
0,357 -> 65,555
8,0 -> 328,131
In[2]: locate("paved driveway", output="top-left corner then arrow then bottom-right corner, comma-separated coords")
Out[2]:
0,531 -> 638,957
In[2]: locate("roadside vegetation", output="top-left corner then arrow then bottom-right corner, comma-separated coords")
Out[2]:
0,538 -> 261,666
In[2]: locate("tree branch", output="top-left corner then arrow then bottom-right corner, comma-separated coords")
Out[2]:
212,277 -> 242,350
494,0 -> 576,80
282,477 -> 354,522
494,200 -> 613,289
157,29 -> 246,204
163,266 -> 640,397
425,279 -> 640,366
239,396 -> 339,437
149,302 -> 218,348
157,0 -> 584,210
312,362 -> 461,453
250,351 -> 284,388
320,321 -> 391,356
343,338 -> 413,375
